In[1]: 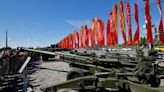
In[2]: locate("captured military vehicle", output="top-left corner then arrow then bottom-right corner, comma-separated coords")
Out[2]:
23,47 -> 164,92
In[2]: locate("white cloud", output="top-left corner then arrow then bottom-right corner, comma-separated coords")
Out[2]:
66,19 -> 90,28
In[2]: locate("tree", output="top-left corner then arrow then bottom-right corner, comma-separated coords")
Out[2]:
140,37 -> 148,46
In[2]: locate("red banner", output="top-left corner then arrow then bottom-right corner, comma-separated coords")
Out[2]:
95,18 -> 104,47
134,3 -> 140,45
90,19 -> 96,48
79,27 -> 84,48
106,14 -> 112,46
65,38 -> 67,48
72,33 -> 76,48
67,36 -> 70,49
119,1 -> 127,45
68,35 -> 71,49
66,37 -> 68,49
64,37 -> 68,49
62,38 -> 65,48
74,31 -> 79,48
63,37 -> 66,49
69,34 -> 73,48
68,34 -> 71,48
157,0 -> 164,43
125,2 -> 132,46
61,39 -> 64,48
145,0 -> 153,44
95,18 -> 99,47
112,5 -> 118,45
158,18 -> 164,43
99,19 -> 105,47
84,25 -> 89,48
157,0 -> 162,16
107,11 -> 116,46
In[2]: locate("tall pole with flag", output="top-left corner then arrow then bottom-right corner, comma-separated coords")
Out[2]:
119,1 -> 127,45
144,0 -> 153,49
157,0 -> 164,43
134,3 -> 140,45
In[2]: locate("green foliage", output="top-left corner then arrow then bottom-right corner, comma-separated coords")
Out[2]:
140,37 -> 148,46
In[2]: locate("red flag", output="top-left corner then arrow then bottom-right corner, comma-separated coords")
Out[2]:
95,18 -> 104,47
112,5 -> 118,45
61,39 -> 64,48
72,34 -> 76,48
64,37 -> 67,49
119,1 -> 127,45
145,0 -> 153,44
66,36 -> 70,49
69,34 -> 73,49
74,31 -> 79,48
134,3 -> 140,45
99,19 -> 105,47
107,12 -> 116,46
63,38 -> 66,49
64,38 -> 66,48
65,38 -> 68,48
106,15 -> 112,46
84,25 -> 89,48
79,27 -> 84,48
95,18 -> 100,47
68,35 -> 71,49
157,0 -> 164,43
62,39 -> 65,48
90,19 -> 96,48
158,18 -> 164,43
110,11 -> 116,46
71,34 -> 74,48
68,34 -> 71,49
60,40 -> 63,48
125,2 -> 132,46
65,37 -> 68,49
157,0 -> 162,16
79,30 -> 82,48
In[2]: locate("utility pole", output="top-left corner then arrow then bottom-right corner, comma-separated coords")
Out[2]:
6,29 -> 8,48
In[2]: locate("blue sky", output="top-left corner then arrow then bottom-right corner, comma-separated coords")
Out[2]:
0,0 -> 163,48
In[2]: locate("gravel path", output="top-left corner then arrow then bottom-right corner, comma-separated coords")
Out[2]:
29,61 -> 71,92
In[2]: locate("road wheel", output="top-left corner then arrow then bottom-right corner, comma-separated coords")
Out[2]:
67,68 -> 86,80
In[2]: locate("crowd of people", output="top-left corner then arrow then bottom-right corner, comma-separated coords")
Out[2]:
0,48 -> 32,81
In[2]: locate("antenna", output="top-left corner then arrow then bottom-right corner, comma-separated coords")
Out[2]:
6,29 -> 8,48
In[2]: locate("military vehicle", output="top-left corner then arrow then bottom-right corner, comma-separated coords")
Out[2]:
30,44 -> 70,61
23,47 -> 164,92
